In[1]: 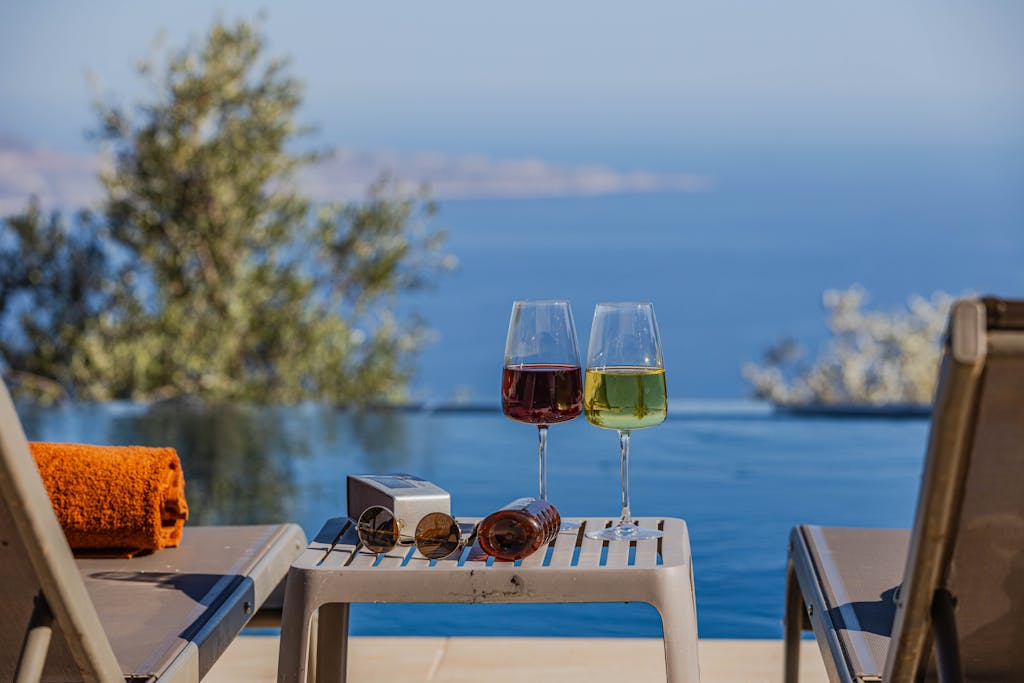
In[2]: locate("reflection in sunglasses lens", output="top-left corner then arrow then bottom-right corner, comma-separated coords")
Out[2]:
415,512 -> 462,560
357,506 -> 400,553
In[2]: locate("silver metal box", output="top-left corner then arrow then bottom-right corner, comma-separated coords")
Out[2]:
346,473 -> 451,532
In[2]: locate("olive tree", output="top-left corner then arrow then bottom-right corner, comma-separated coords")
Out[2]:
0,19 -> 450,403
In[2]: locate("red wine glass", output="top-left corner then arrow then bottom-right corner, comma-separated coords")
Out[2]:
502,300 -> 582,531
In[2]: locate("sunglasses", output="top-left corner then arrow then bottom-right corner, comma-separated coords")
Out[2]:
356,506 -> 476,560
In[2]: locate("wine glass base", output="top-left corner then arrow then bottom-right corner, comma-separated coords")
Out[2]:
586,523 -> 663,541
559,519 -> 581,532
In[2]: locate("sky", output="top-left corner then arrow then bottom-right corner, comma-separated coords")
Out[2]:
1,1 -> 1023,211
1,2 -> 1022,402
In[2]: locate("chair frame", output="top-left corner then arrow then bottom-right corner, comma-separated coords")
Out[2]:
783,298 -> 1024,683
0,380 -> 306,682
0,382 -> 125,682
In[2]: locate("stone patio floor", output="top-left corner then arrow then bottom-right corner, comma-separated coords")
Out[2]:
205,635 -> 829,682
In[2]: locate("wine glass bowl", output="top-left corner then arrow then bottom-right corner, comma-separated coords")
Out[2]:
584,302 -> 666,541
502,300 -> 582,531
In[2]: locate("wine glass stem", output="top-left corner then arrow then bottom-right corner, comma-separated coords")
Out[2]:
538,424 -> 549,502
618,429 -> 633,526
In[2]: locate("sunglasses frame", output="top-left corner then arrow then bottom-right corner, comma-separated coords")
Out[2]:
355,505 -> 476,561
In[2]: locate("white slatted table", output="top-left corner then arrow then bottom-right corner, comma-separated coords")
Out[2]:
277,516 -> 700,683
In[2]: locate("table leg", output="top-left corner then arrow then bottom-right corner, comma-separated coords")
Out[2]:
306,611 -> 318,682
654,564 -> 701,683
278,569 -> 316,683
315,603 -> 350,683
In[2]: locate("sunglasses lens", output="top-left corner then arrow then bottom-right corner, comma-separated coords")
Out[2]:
357,506 -> 399,553
415,512 -> 462,560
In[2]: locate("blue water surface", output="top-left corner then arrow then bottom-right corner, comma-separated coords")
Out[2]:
402,144 -> 1024,402
19,402 -> 929,639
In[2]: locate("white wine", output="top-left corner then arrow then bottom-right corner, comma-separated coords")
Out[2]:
584,366 -> 667,430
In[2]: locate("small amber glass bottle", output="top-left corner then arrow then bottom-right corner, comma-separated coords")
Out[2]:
478,497 -> 561,561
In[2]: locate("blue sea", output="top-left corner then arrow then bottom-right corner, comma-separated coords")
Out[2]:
404,143 -> 1023,402
14,142 -> 1023,639
20,401 -> 927,639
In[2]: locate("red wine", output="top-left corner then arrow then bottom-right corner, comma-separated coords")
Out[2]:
502,364 -> 583,425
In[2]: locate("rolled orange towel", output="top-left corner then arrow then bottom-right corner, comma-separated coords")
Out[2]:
29,442 -> 189,554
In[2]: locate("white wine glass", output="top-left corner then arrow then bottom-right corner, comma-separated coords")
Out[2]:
584,302 -> 667,541
502,300 -> 583,531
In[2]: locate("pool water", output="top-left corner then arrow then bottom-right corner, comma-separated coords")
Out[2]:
18,401 -> 928,638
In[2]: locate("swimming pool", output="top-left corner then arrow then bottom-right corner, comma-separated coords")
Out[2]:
18,401 -> 928,638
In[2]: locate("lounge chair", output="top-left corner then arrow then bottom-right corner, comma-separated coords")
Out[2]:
0,379 -> 307,682
783,297 -> 1024,682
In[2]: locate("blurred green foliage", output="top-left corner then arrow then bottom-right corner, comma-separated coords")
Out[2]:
1,19 -> 451,404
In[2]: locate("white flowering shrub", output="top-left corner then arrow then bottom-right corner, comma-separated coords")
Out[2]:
742,286 -> 956,405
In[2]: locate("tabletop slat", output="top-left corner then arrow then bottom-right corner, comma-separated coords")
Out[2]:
402,546 -> 432,568
316,521 -> 360,570
633,517 -> 661,567
577,519 -> 610,567
660,518 -> 688,566
547,525 -> 581,568
518,535 -> 555,567
347,549 -> 380,568
431,546 -> 466,567
376,544 -> 413,568
605,531 -> 631,568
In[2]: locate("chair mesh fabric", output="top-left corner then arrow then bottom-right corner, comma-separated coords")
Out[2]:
803,526 -> 910,679
944,354 -> 1024,680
